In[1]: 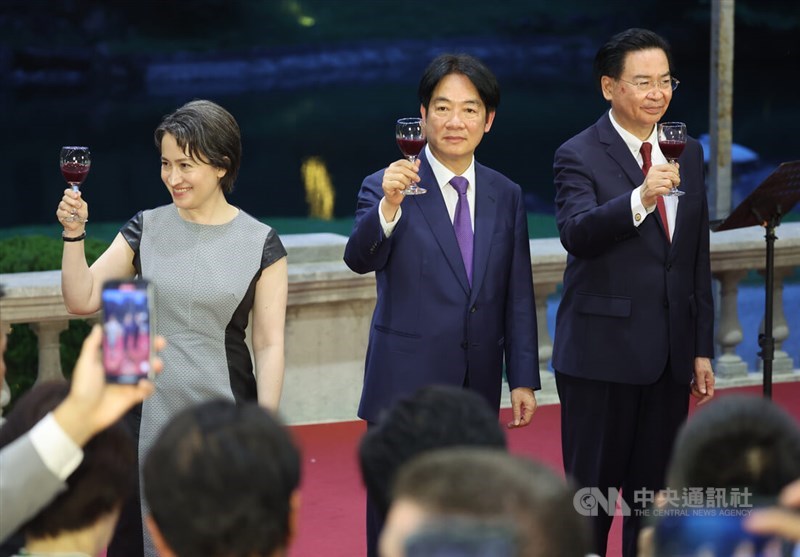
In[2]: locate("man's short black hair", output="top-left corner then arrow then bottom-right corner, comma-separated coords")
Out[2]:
593,28 -> 674,91
418,53 -> 500,115
667,394 -> 800,495
0,380 -> 135,539
657,396 -> 800,555
144,400 -> 301,557
359,385 -> 506,518
393,448 -> 591,557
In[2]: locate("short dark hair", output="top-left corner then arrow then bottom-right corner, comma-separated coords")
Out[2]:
667,394 -> 800,495
144,400 -> 301,557
393,448 -> 591,557
593,28 -> 674,91
359,385 -> 506,519
418,54 -> 500,115
0,380 -> 135,539
154,99 -> 242,194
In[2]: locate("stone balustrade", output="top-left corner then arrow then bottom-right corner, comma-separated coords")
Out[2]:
1,224 -> 799,425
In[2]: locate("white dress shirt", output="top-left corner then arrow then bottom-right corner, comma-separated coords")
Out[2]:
609,110 -> 677,240
29,412 -> 83,480
380,144 -> 476,236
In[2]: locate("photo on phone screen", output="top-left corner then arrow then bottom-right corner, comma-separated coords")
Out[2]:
101,279 -> 153,384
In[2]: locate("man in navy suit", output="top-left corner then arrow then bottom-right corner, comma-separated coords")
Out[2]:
344,53 -> 540,557
552,29 -> 716,557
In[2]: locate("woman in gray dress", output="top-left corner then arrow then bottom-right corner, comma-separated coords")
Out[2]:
56,100 -> 288,557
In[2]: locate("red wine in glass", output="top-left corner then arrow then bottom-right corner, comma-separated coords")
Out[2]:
60,146 -> 91,222
396,117 -> 427,195
397,138 -> 425,159
61,161 -> 90,185
658,140 -> 685,161
657,122 -> 687,197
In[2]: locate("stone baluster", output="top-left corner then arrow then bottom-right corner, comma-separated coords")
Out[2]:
534,281 -> 557,395
758,267 -> 795,375
31,321 -> 69,384
1,226 -> 799,425
0,379 -> 10,417
713,270 -> 748,378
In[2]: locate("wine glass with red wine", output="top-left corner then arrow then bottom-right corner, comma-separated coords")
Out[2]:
60,146 -> 91,222
396,117 -> 427,195
657,122 -> 686,197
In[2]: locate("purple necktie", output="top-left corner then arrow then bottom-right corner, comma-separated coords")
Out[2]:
450,176 -> 473,286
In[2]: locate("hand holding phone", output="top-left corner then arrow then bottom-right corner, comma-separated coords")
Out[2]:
101,279 -> 154,384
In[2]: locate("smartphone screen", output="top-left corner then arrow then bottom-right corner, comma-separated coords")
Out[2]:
101,279 -> 153,384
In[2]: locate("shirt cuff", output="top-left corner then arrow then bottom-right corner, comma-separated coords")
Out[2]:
630,186 -> 655,227
29,412 -> 84,481
379,199 -> 402,238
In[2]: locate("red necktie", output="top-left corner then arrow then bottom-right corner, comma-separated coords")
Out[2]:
640,142 -> 670,242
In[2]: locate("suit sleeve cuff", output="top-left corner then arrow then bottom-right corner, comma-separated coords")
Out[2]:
378,199 -> 402,238
630,186 -> 655,227
29,413 -> 84,481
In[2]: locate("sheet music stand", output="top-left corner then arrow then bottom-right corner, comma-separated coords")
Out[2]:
712,161 -> 800,398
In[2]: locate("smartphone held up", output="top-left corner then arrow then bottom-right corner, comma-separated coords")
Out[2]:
101,279 -> 154,384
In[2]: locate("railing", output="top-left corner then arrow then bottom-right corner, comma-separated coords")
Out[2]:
2,224 -> 799,425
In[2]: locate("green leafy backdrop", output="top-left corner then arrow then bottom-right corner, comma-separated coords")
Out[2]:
1,236 -> 109,407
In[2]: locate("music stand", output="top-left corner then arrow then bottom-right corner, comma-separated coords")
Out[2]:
712,161 -> 800,398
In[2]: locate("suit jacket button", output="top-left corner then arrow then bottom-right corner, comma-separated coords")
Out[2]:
460,341 -> 468,349
663,299 -> 669,308
666,263 -> 672,271
470,306 -> 477,313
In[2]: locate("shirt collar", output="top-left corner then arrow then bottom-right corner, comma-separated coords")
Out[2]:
608,109 -> 658,159
425,144 -> 476,192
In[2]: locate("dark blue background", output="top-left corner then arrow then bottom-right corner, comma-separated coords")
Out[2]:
1,0 -> 797,226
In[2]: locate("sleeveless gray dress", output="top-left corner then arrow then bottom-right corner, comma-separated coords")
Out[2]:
121,204 -> 286,556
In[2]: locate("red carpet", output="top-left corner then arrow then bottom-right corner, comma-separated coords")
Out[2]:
287,382 -> 800,557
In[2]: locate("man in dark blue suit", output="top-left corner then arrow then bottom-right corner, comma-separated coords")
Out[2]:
344,53 -> 540,557
552,29 -> 716,557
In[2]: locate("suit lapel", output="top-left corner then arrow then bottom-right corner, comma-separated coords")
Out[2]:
598,114 -> 645,189
470,163 -> 497,302
598,113 -> 671,245
414,153 -> 471,295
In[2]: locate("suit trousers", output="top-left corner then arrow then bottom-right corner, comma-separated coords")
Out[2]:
555,368 -> 689,557
365,421 -> 382,557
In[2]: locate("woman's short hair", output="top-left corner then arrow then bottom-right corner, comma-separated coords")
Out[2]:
154,99 -> 242,194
